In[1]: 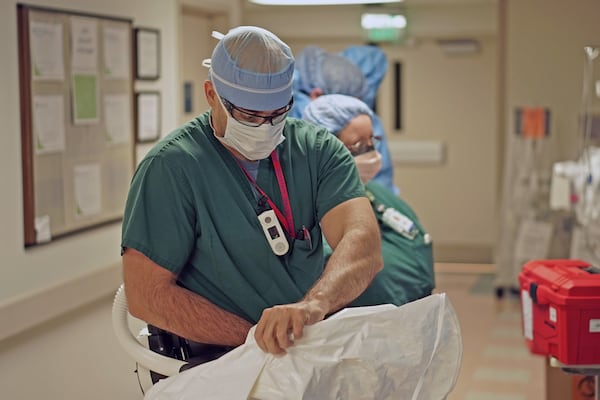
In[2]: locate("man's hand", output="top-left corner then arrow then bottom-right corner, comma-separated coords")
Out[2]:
254,301 -> 326,354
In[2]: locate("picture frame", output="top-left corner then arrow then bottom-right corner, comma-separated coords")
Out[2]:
134,27 -> 160,80
135,91 -> 161,143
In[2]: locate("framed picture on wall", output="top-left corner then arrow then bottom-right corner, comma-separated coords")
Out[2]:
135,91 -> 161,143
134,27 -> 160,80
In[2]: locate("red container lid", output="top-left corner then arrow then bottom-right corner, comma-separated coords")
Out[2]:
521,259 -> 600,305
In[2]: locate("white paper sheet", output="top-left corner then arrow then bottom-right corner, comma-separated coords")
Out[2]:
30,21 -> 64,80
549,167 -> 572,211
104,94 -> 131,144
137,30 -> 159,78
70,17 -> 98,73
73,163 -> 101,217
521,289 -> 533,340
34,215 -> 51,243
33,95 -> 65,154
103,25 -> 130,79
137,93 -> 159,141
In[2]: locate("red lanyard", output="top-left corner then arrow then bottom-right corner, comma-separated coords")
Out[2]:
237,151 -> 296,239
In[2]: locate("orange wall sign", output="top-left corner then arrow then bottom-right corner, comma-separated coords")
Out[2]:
515,107 -> 550,138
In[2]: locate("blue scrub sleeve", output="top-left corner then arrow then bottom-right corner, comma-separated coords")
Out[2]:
371,114 -> 399,195
290,91 -> 310,119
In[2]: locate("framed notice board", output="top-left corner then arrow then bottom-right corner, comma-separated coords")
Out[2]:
17,4 -> 135,247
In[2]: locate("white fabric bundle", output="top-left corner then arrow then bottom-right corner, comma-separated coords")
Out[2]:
145,293 -> 462,400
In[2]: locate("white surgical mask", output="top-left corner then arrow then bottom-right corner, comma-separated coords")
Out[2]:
214,98 -> 286,161
354,150 -> 382,183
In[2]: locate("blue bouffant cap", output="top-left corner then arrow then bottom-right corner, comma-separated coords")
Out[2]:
207,26 -> 295,111
295,45 -> 369,100
340,45 -> 388,109
302,94 -> 373,136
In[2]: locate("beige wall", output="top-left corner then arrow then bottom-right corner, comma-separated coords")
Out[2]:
383,37 -> 498,252
178,6 -> 230,125
179,11 -> 213,125
505,0 -> 600,163
245,3 -> 499,262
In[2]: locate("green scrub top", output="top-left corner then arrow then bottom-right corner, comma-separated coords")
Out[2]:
121,113 -> 365,323
323,180 -> 435,306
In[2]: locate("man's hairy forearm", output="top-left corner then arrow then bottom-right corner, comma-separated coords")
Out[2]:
143,283 -> 252,346
123,250 -> 252,346
303,225 -> 382,314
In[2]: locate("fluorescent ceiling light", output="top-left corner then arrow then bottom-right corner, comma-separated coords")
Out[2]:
250,0 -> 402,5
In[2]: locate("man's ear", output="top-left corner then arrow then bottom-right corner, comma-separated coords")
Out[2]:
204,80 -> 217,107
309,88 -> 323,100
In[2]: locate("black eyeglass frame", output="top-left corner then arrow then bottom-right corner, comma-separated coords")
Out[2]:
221,97 -> 294,127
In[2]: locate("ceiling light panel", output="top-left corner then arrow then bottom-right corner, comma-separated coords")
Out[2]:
249,0 -> 402,5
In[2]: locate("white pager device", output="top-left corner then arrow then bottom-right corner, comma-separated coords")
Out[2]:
381,208 -> 417,239
258,209 -> 289,256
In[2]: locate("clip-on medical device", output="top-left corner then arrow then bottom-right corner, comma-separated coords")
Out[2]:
258,209 -> 289,256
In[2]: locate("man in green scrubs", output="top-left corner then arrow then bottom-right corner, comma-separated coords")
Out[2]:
121,26 -> 382,356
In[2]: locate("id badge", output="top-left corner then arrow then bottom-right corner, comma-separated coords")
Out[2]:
381,208 -> 418,239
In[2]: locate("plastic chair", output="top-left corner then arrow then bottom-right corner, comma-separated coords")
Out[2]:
111,284 -> 233,393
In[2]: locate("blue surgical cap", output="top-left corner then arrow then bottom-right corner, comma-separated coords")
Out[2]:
294,45 -> 369,100
341,45 -> 388,110
208,26 -> 295,111
302,94 -> 373,136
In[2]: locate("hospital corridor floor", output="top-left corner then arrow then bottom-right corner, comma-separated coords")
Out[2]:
435,263 -> 545,400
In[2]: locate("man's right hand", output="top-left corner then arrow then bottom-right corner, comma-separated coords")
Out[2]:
253,300 -> 326,354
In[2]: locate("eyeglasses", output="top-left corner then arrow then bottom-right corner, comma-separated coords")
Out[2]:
221,97 -> 293,127
347,135 -> 381,156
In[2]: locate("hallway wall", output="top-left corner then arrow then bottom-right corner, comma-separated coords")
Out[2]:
0,0 -> 180,340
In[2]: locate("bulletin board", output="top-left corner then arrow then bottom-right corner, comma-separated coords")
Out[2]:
17,4 -> 135,247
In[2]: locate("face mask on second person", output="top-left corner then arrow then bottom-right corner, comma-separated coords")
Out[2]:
354,150 -> 382,183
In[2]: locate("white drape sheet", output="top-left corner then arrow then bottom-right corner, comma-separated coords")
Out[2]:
145,293 -> 463,400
